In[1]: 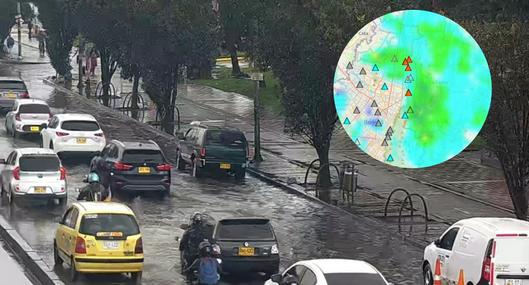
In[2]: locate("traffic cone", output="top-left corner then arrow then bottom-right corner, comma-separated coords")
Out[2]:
433,257 -> 442,285
457,269 -> 465,285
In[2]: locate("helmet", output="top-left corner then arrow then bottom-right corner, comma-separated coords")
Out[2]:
191,212 -> 203,225
198,240 -> 212,257
87,172 -> 99,183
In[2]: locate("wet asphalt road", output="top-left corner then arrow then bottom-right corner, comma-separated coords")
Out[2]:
0,63 -> 424,285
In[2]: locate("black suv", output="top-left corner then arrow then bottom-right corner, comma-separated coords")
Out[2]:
213,217 -> 280,276
176,122 -> 249,179
90,140 -> 171,194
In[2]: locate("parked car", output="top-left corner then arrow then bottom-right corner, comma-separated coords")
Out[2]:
89,140 -> 171,195
265,259 -> 391,285
176,121 -> 249,179
5,99 -> 51,137
41,114 -> 106,157
0,77 -> 29,113
423,217 -> 529,285
0,148 -> 67,204
54,202 -> 143,282
213,217 -> 279,276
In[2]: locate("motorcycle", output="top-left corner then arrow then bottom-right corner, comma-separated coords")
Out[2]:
76,175 -> 104,202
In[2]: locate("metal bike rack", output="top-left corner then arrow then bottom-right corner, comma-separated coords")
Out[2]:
397,193 -> 429,234
95,81 -> 117,109
121,92 -> 146,122
384,188 -> 412,217
303,159 -> 342,189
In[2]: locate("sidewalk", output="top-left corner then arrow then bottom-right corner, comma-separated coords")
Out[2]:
0,238 -> 34,285
0,27 -> 50,64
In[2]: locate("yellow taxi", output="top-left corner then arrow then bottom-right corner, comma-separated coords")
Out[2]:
53,202 -> 143,282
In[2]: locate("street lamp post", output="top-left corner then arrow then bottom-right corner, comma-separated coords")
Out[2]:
251,72 -> 264,162
16,2 -> 22,60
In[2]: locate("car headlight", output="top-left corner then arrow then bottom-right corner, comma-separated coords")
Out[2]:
271,244 -> 279,254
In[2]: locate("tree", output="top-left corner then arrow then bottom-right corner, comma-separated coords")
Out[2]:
0,0 -> 17,54
466,20 -> 529,219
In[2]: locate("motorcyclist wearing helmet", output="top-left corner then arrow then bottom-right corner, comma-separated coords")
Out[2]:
183,240 -> 221,285
179,213 -> 214,270
77,172 -> 110,201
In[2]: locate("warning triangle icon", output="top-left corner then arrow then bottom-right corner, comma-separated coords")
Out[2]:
387,154 -> 394,162
371,100 -> 378,108
385,134 -> 392,141
375,119 -> 382,127
405,89 -> 412,97
391,55 -> 398,62
382,139 -> 388,146
407,106 -> 414,114
405,64 -> 412,72
359,68 -> 367,75
404,76 -> 412,84
347,62 -> 353,69
344,117 -> 351,125
381,83 -> 388,90
353,107 -> 361,114
402,58 -> 408,65
387,126 -> 394,135
409,74 -> 415,81
355,138 -> 360,145
372,64 -> 379,72
356,81 -> 363,88
402,112 -> 409,119
375,109 -> 381,116
407,55 -> 413,63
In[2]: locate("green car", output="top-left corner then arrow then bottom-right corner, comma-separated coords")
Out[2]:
176,122 -> 249,179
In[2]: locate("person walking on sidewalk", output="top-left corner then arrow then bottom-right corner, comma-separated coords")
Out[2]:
5,35 -> 15,54
27,20 -> 33,40
89,49 -> 98,77
37,29 -> 47,57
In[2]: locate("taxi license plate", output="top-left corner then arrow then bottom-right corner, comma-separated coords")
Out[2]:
6,91 -> 16,99
30,126 -> 39,132
34,187 -> 46,193
76,137 -> 86,144
220,163 -> 231,170
103,241 -> 120,250
238,247 -> 254,256
506,280 -> 522,285
138,167 -> 151,174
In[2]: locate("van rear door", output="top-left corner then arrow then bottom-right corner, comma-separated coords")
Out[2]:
494,235 -> 529,285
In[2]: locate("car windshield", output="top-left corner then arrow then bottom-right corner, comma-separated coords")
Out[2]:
79,214 -> 140,236
205,130 -> 247,148
0,81 -> 26,90
216,219 -> 274,240
19,155 -> 59,171
123,149 -> 165,164
61,120 -> 100,131
324,273 -> 386,285
19,104 -> 50,114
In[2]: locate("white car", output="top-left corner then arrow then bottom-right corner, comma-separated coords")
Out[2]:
5,99 -> 51,137
423,217 -> 529,285
41,114 -> 106,156
264,259 -> 391,285
0,148 -> 67,204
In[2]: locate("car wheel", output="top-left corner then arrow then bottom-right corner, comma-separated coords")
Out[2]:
192,160 -> 201,178
131,272 -> 142,284
235,168 -> 246,180
8,189 -> 14,205
70,257 -> 79,281
58,196 -> 67,206
53,242 -> 63,265
49,141 -> 54,150
176,152 -> 185,171
423,263 -> 433,285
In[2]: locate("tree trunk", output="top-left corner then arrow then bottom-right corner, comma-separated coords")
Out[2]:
100,50 -> 110,107
229,44 -> 241,76
131,72 -> 140,120
511,188 -> 528,220
316,143 -> 332,203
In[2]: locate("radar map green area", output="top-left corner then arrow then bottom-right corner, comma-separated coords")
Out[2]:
334,10 -> 492,168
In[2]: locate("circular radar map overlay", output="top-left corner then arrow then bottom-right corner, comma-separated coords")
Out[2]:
334,10 -> 492,168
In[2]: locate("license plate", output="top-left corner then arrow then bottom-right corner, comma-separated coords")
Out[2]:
34,186 -> 46,193
6,92 -> 16,99
76,137 -> 86,144
30,126 -> 39,132
506,280 -> 523,285
238,247 -> 254,256
103,241 -> 120,250
220,163 -> 231,169
138,166 -> 150,174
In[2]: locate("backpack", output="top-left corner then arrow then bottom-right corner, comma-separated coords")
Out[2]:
199,258 -> 218,284
6,37 -> 14,48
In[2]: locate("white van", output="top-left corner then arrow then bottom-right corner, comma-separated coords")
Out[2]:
423,218 -> 529,285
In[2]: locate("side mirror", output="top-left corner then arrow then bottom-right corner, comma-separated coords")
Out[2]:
180,224 -> 189,230
0,159 -> 5,164
40,123 -> 47,129
270,274 -> 282,283
434,238 -> 441,247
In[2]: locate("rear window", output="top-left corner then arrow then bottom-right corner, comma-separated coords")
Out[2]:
79,214 -> 140,236
495,238 -> 529,263
61,120 -> 100,131
205,130 -> 247,148
324,273 -> 386,285
0,81 -> 26,90
19,155 -> 59,171
122,149 -> 164,164
216,219 -> 274,240
19,104 -> 50,114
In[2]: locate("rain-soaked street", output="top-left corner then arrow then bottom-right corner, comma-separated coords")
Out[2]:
0,63 -> 424,284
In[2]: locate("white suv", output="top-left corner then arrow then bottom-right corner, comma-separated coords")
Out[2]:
5,99 -> 51,137
41,114 -> 106,156
0,148 -> 67,204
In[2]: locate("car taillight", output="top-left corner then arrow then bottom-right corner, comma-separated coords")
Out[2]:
200,147 -> 206,157
56,131 -> 69,137
75,236 -> 86,254
483,239 -> 495,282
114,161 -> 133,171
20,92 -> 29,98
13,167 -> 20,180
60,167 -> 66,180
156,163 -> 172,171
134,237 -> 143,254
15,113 -> 20,121
482,256 -> 491,282
94,133 -> 104,137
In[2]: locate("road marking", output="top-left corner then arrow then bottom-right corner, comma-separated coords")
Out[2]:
445,180 -> 504,184
454,208 -> 471,215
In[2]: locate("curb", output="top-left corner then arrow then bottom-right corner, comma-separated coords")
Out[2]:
0,215 -> 64,285
0,58 -> 50,65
